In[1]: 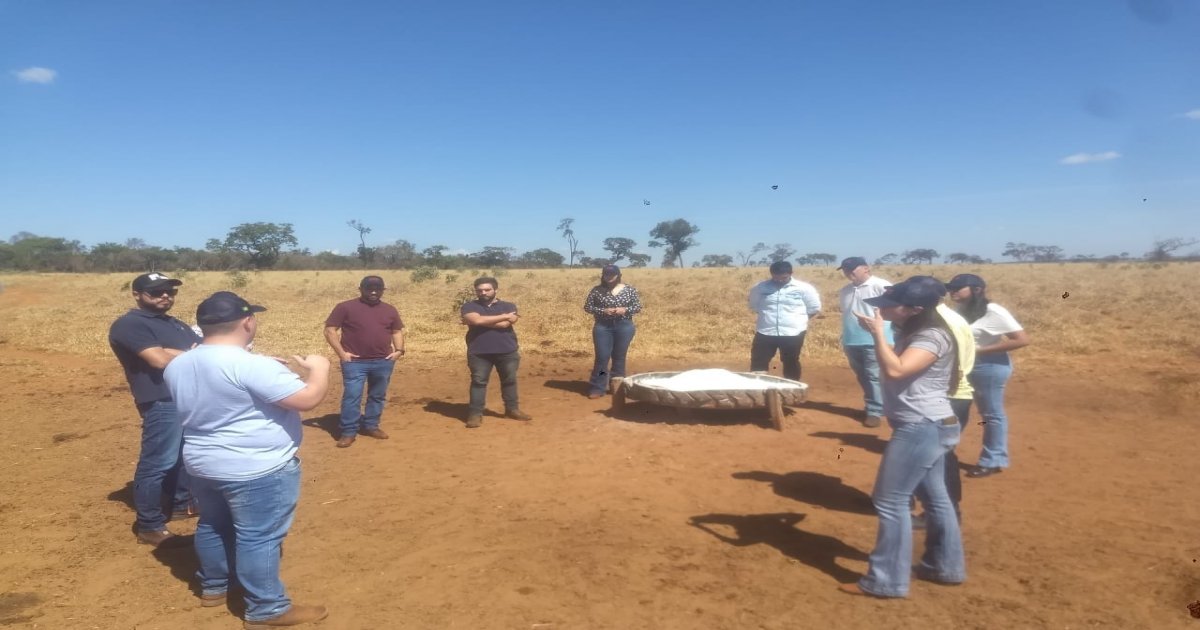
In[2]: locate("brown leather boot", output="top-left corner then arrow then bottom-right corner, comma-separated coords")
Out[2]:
465,413 -> 482,429
505,409 -> 533,421
243,603 -> 328,628
335,435 -> 355,448
360,428 -> 389,440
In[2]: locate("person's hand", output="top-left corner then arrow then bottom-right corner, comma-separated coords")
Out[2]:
266,355 -> 289,365
338,352 -> 359,363
508,312 -> 520,323
854,309 -> 885,336
292,354 -> 331,372
386,348 -> 406,360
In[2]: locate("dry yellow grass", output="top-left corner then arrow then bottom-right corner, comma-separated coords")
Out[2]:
1,264 -> 1197,387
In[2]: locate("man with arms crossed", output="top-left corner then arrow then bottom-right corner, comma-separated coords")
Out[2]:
165,291 -> 330,628
837,257 -> 893,428
108,272 -> 200,547
460,276 -> 532,428
748,261 -> 822,381
324,275 -> 406,449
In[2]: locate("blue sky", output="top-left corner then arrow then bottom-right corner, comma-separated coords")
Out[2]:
2,0 -> 1198,264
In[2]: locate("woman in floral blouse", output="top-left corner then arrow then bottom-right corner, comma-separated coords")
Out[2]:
583,264 -> 643,398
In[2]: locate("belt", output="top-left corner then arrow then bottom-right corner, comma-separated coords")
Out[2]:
940,416 -> 959,426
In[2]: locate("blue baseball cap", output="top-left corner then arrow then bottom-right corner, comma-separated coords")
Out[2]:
864,276 -> 947,309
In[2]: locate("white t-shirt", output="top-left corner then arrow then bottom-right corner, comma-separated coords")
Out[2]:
971,303 -> 1024,348
748,278 -> 822,336
164,344 -> 305,481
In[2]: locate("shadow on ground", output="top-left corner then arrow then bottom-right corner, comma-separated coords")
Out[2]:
732,470 -> 875,515
689,512 -> 866,583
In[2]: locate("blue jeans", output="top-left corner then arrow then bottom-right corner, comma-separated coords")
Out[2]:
860,420 -> 965,597
133,400 -> 190,532
970,361 -> 1013,469
468,351 -> 520,414
339,359 -> 395,438
191,457 -> 301,622
843,345 -> 884,416
589,319 -> 636,395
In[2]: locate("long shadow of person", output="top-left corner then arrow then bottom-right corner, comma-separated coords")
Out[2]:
106,482 -> 135,511
300,413 -> 340,440
689,512 -> 866,583
808,431 -> 888,455
422,400 -> 505,425
732,471 -> 875,515
542,379 -> 592,396
803,400 -> 864,422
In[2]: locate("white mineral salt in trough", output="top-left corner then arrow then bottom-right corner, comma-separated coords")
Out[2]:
611,369 -> 808,431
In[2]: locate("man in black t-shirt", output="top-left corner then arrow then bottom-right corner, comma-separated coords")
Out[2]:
459,276 -> 532,428
108,272 -> 201,547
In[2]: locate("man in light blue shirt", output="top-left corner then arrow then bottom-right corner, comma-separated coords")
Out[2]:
748,261 -> 822,381
165,291 -> 331,628
837,257 -> 893,427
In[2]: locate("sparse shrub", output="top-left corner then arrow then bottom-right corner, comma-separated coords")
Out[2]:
451,286 -> 476,312
525,272 -> 536,279
411,266 -> 440,283
227,270 -> 249,289
445,273 -> 459,284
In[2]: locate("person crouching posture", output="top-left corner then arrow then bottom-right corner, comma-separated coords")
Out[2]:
164,292 -> 331,628
839,276 -> 965,599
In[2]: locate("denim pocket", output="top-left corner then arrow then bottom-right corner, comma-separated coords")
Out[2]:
937,421 -> 961,450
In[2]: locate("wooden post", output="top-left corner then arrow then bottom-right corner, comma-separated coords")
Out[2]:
609,376 -> 624,395
612,381 -> 627,411
767,389 -> 784,431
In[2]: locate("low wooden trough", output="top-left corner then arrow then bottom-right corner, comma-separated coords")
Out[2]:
610,371 -> 808,431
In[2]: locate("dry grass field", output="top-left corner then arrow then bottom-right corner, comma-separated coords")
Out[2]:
1,264 -> 1199,629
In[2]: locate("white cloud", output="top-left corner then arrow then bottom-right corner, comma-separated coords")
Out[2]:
1183,109 -> 1200,120
1059,151 -> 1120,165
14,67 -> 57,84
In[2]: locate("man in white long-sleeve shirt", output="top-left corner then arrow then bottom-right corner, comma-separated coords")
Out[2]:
747,261 -> 822,381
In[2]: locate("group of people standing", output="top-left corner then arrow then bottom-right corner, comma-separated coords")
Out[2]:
105,259 -> 1029,625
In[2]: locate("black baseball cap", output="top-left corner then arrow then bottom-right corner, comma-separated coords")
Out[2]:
602,264 -> 621,276
838,256 -> 868,271
360,276 -> 386,289
196,291 -> 267,325
132,272 -> 183,292
864,276 -> 947,309
945,273 -> 986,291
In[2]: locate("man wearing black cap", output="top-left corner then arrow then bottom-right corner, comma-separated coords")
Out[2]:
108,272 -> 201,547
837,257 -> 894,428
165,291 -> 330,627
323,276 -> 406,448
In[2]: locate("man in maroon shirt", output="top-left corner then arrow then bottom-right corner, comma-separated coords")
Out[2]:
324,276 -> 406,448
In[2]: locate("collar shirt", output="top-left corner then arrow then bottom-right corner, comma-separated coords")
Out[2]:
839,275 -> 895,346
748,278 -> 822,336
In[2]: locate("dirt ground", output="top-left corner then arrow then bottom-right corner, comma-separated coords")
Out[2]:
1,349 -> 1198,630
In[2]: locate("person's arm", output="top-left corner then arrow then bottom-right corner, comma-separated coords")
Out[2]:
136,346 -> 187,370
856,310 -> 939,379
461,311 -> 519,328
617,286 -> 642,317
387,328 -> 407,360
804,285 -> 823,319
747,285 -> 762,313
276,355 -> 331,412
323,326 -> 357,362
978,329 -> 1030,354
583,289 -> 602,315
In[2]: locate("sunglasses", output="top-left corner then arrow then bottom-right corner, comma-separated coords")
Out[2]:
143,288 -> 178,298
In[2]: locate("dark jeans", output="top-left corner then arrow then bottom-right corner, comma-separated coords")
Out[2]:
133,400 -> 190,532
339,358 -> 396,437
468,351 -> 520,414
589,319 -> 636,395
750,331 -> 807,381
943,397 -> 974,511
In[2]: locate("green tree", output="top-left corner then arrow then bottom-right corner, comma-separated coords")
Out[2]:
557,218 -> 583,266
873,253 -> 898,265
699,254 -> 734,267
901,249 -> 939,264
737,242 -> 768,266
471,246 -> 515,268
221,222 -> 298,269
648,219 -> 700,268
602,237 -> 637,263
377,239 -> 421,268
515,248 -> 565,268
347,220 -> 374,267
1146,237 -> 1198,261
766,243 -> 796,264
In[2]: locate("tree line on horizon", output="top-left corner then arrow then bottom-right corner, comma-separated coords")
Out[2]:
0,219 -> 1195,274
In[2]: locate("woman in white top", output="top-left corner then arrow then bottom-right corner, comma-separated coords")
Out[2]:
945,274 -> 1031,478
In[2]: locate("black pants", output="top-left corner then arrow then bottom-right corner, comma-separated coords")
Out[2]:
943,397 -> 975,511
749,331 -> 807,381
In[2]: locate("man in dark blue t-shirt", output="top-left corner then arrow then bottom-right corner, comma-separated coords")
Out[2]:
459,276 -> 532,428
108,272 -> 201,547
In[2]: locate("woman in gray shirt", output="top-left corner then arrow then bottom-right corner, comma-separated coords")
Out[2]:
839,276 -> 965,599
